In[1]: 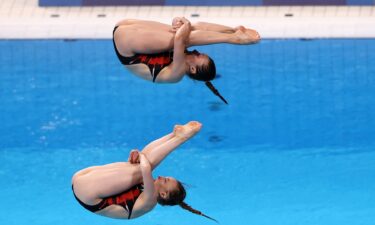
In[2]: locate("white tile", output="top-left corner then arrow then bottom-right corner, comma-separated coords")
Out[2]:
1,0 -> 15,11
311,6 -> 327,17
168,6 -> 186,18
324,6 -> 337,17
184,6 -> 204,17
65,7 -> 80,18
1,2 -> 375,39
242,7 -> 256,17
151,6 -> 168,17
219,6 -> 231,17
359,6 -> 372,17
206,6 -> 221,17
119,6 -> 137,18
1,27 -> 25,39
348,6 -> 361,17
355,20 -> 375,37
299,6 -> 314,17
254,7 -> 268,17
113,7 -> 127,18
158,6 -> 173,16
286,6 -> 300,17
104,6 -> 117,14
265,6 -> 280,17
230,7 -> 244,18
23,0 -> 36,7
336,6 -> 349,17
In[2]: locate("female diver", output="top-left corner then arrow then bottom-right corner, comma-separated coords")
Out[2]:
113,17 -> 260,104
72,121 -> 216,222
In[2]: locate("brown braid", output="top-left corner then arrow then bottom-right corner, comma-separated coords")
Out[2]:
205,81 -> 228,104
157,181 -> 218,223
184,52 -> 227,104
179,202 -> 218,223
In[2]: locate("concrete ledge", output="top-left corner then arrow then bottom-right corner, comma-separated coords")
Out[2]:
1,0 -> 375,39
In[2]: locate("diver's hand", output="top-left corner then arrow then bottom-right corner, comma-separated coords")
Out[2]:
171,17 -> 190,33
171,17 -> 183,33
175,17 -> 191,41
179,17 -> 191,25
128,149 -> 140,164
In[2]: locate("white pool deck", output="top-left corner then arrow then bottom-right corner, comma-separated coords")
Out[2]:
1,0 -> 375,39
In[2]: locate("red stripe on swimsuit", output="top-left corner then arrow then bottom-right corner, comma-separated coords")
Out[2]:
73,184 -> 143,219
113,26 -> 173,82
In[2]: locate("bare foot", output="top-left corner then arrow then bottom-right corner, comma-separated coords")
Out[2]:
174,121 -> 202,140
244,28 -> 260,43
234,25 -> 246,31
173,124 -> 183,134
235,26 -> 260,44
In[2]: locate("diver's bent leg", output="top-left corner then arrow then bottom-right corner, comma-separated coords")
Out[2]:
72,163 -> 142,204
142,136 -> 187,170
116,19 -> 235,33
141,133 -> 174,155
115,26 -> 175,55
142,122 -> 201,170
116,19 -> 172,31
187,30 -> 240,46
192,21 -> 236,33
187,29 -> 260,46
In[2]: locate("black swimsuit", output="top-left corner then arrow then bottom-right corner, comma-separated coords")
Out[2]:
113,26 -> 173,82
72,184 -> 143,219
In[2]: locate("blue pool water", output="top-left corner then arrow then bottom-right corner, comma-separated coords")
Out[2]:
0,39 -> 375,225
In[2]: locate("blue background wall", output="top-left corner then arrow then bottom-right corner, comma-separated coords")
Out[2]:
39,0 -> 375,6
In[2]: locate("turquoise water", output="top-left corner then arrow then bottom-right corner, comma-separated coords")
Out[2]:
0,39 -> 375,225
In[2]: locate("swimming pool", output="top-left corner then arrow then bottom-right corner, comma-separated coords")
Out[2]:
0,39 -> 374,225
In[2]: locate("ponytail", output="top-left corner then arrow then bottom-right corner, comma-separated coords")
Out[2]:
179,202 -> 218,223
185,52 -> 227,104
157,180 -> 218,223
205,81 -> 228,104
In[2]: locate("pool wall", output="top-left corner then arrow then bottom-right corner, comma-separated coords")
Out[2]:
1,39 -> 374,150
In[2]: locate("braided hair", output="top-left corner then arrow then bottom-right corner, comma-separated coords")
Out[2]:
186,53 -> 228,104
157,181 -> 218,223
179,202 -> 218,223
205,81 -> 228,104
